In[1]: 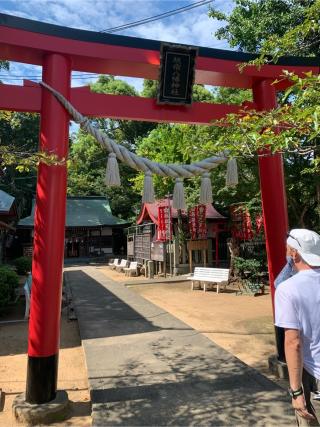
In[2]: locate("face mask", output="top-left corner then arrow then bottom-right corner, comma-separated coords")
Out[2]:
286,255 -> 296,270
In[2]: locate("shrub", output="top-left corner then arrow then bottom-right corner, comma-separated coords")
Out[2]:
13,256 -> 32,275
0,266 -> 19,313
233,257 -> 261,281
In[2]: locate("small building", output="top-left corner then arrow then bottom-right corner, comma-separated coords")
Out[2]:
128,199 -> 229,274
0,190 -> 18,262
18,196 -> 128,258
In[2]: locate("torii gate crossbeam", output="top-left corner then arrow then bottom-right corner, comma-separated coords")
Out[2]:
0,13 -> 319,405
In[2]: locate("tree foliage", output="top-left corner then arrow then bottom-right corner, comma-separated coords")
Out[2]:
133,86 -> 259,213
67,75 -> 156,221
208,0 -> 320,229
0,112 -> 42,215
209,0 -> 317,54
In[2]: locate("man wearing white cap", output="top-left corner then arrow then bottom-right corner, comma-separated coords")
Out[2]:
275,229 -> 320,425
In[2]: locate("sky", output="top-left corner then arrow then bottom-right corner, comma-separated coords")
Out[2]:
0,0 -> 235,91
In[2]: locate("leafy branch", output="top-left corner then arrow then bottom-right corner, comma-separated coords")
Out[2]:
0,145 -> 65,173
211,72 -> 320,172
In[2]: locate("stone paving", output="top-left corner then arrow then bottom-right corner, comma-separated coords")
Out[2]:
64,266 -> 295,426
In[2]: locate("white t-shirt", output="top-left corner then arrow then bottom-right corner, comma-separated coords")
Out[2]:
275,268 -> 320,380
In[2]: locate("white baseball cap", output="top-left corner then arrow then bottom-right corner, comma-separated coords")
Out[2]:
287,229 -> 320,267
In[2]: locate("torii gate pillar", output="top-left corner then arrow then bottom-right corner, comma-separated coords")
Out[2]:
253,79 -> 288,308
26,54 -> 71,403
253,79 -> 288,363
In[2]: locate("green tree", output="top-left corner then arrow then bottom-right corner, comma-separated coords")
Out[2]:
68,75 -> 157,221
134,85 -> 257,213
0,111 -> 40,215
67,130 -> 140,221
0,60 -> 9,72
210,0 -> 317,55
208,0 -> 320,229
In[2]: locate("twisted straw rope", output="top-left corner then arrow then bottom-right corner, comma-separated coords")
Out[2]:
40,82 -> 227,178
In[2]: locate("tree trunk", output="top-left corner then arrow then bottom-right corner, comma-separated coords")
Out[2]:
227,238 -> 240,279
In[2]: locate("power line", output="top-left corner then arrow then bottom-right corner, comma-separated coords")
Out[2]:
0,1 -> 214,82
0,0 -> 213,80
100,0 -> 212,33
0,1 -> 215,82
0,74 -> 101,81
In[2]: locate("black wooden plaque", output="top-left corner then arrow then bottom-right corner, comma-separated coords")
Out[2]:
157,43 -> 198,105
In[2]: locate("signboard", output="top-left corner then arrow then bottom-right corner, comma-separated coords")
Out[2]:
134,234 -> 151,260
157,206 -> 172,241
188,205 -> 207,240
127,238 -> 134,256
157,43 -> 198,105
151,241 -> 166,262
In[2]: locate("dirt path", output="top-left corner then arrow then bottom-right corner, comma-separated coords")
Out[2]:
127,281 -> 277,378
0,305 -> 91,426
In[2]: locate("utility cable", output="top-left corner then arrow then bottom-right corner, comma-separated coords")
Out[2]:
100,0 -> 212,33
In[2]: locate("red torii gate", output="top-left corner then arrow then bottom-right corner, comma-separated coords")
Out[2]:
1,13 -> 319,404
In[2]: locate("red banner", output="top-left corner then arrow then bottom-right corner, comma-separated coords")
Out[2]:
157,206 -> 172,241
197,204 -> 207,239
188,205 -> 207,240
255,214 -> 264,236
242,210 -> 254,240
230,205 -> 263,240
188,206 -> 197,240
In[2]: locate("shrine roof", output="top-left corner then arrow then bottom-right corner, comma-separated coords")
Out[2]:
136,199 -> 226,226
18,196 -> 128,228
0,190 -> 15,214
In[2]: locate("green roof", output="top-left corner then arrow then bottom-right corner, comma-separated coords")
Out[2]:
18,196 -> 128,228
0,190 -> 15,213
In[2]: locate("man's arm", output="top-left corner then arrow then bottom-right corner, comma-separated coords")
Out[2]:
285,328 -> 303,389
285,328 -> 314,420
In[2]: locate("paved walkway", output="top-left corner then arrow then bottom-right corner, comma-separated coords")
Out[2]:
64,267 -> 295,426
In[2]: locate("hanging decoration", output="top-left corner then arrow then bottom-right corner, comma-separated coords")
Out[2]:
226,158 -> 239,187
172,178 -> 186,211
105,153 -> 121,186
40,82 -> 239,206
142,171 -> 155,204
199,172 -> 213,204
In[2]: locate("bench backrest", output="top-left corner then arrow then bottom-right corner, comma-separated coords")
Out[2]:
119,259 -> 128,267
193,267 -> 229,280
128,262 -> 138,269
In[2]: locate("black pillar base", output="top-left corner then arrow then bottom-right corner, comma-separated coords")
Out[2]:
26,354 -> 58,404
275,326 -> 286,363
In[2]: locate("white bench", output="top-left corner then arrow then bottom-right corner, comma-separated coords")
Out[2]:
188,267 -> 229,293
108,258 -> 119,269
123,261 -> 140,277
115,259 -> 129,272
